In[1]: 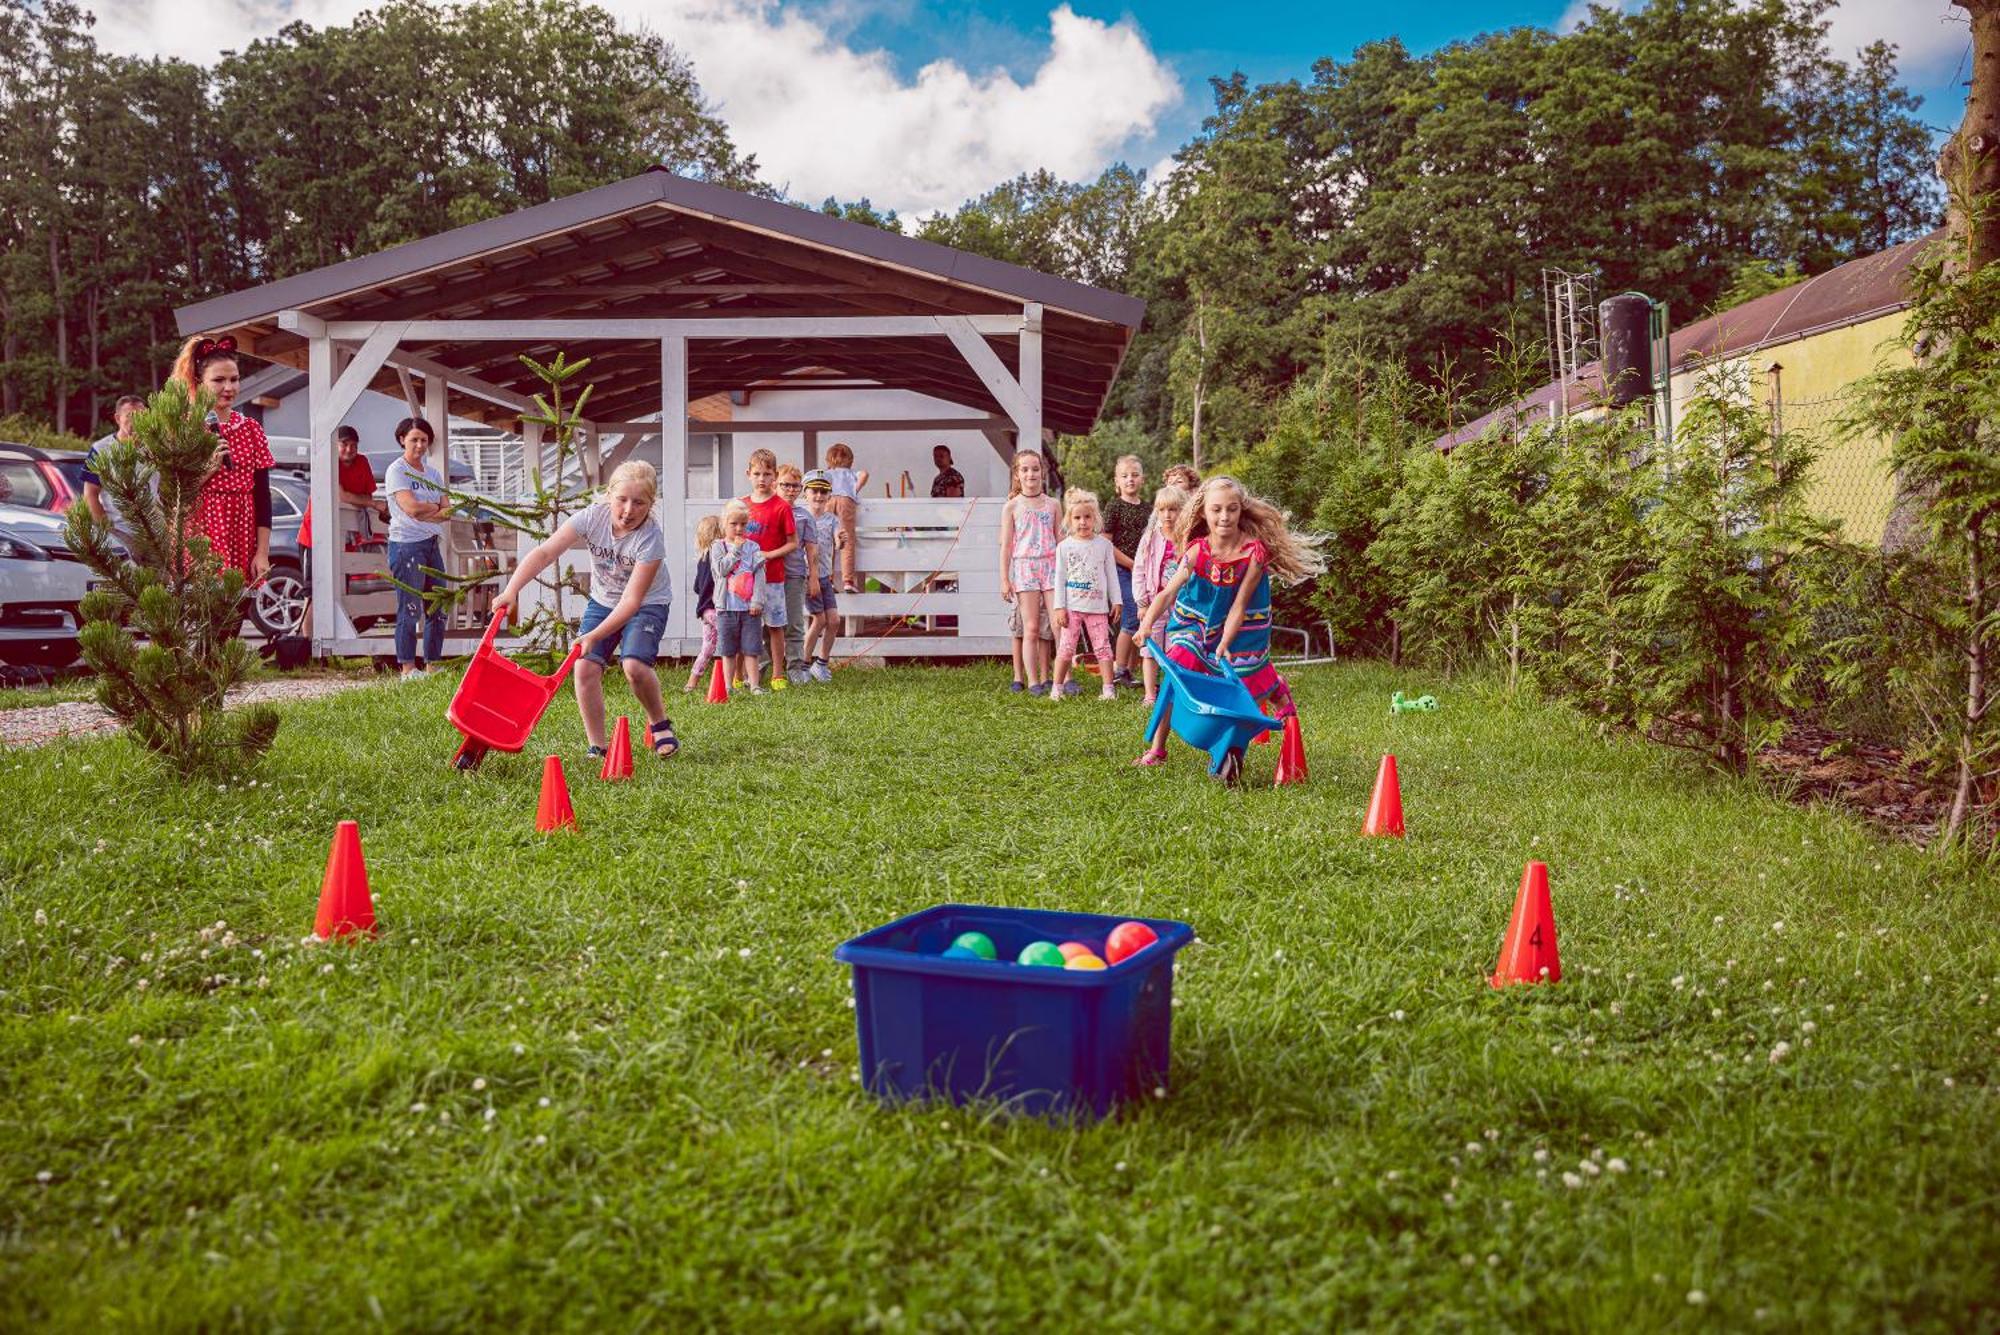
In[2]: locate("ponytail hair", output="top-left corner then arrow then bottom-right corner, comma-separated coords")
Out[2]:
170,334 -> 240,390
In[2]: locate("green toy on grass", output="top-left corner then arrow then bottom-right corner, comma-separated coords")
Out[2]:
1390,691 -> 1439,714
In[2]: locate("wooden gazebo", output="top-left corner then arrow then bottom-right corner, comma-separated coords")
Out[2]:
174,168 -> 1144,656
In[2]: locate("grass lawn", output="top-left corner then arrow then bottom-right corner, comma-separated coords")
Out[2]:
2,661 -> 1997,1329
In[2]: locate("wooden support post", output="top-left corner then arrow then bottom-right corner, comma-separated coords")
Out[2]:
307,333 -> 341,654
661,337 -> 690,644
1019,302 -> 1044,450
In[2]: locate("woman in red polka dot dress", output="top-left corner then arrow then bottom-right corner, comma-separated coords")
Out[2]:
171,335 -> 274,586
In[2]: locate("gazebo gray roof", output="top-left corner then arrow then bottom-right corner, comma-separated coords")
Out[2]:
175,168 -> 1144,436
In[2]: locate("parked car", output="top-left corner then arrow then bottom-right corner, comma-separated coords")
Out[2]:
0,501 -> 93,667
248,472 -> 397,639
0,442 -> 83,516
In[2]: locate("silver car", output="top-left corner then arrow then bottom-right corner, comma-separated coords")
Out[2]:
0,502 -> 94,667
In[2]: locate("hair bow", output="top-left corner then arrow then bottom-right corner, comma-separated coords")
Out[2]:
193,335 -> 238,361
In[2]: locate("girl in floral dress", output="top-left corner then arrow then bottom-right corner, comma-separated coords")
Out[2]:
1133,476 -> 1324,783
999,449 -> 1061,696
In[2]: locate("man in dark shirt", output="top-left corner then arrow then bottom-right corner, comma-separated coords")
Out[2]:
930,444 -> 965,498
81,394 -> 147,526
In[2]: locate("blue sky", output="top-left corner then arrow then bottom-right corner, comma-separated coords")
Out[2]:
110,0 -> 1974,217
822,0 -> 1973,187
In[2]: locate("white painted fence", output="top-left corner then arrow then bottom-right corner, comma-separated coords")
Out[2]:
669,495 -> 1009,657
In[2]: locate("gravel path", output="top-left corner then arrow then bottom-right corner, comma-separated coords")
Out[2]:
0,676 -> 386,748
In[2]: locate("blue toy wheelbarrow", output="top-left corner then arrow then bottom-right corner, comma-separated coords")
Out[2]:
1143,641 -> 1276,774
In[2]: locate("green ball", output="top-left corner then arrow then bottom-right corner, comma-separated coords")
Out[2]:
1017,941 -> 1067,968
951,931 -> 996,961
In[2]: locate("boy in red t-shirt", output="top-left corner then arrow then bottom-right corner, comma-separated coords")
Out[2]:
740,448 -> 798,683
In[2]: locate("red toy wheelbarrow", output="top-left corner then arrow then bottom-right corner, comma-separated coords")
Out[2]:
445,615 -> 582,771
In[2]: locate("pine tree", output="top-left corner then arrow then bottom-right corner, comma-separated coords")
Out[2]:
62,379 -> 278,776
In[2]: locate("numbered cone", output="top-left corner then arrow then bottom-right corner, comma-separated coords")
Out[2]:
1362,754 -> 1404,837
1489,860 -> 1560,987
601,716 -> 633,781
537,755 -> 578,833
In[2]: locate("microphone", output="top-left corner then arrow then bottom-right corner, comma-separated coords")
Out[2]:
205,411 -> 232,469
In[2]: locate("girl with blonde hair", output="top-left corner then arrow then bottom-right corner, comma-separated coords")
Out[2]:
494,460 -> 681,758
1134,476 -> 1325,782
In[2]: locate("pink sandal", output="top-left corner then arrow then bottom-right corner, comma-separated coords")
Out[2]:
1131,747 -> 1167,767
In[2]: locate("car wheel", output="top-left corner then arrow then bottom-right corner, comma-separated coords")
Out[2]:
249,563 -> 307,639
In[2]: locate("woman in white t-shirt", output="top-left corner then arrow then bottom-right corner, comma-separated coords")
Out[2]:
493,461 -> 680,759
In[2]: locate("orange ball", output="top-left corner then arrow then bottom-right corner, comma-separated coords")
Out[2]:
1104,920 -> 1158,965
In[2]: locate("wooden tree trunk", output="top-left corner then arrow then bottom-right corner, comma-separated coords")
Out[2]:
48,232 -> 68,434
1948,1 -> 2000,269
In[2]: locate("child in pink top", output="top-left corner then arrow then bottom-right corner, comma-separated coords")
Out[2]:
1131,483 -> 1188,706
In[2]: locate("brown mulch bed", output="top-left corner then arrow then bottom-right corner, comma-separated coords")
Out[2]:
1756,720 -> 1951,847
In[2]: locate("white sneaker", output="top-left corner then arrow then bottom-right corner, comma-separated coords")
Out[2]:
788,668 -> 810,687
810,662 -> 833,684
400,667 -> 428,681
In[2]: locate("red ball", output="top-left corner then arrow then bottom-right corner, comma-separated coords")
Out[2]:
1104,920 -> 1158,965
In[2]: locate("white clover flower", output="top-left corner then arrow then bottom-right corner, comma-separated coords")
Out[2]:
1153,1086 -> 1168,1100
1580,1160 -> 1601,1176
1769,1041 -> 1792,1064
1687,1290 -> 1707,1305
411,1102 -> 427,1114
472,1078 -> 486,1092
1607,1158 -> 1629,1174
538,1097 -> 551,1108
533,1134 -> 547,1147
1672,975 -> 1686,989
483,1108 -> 497,1122
1533,1148 -> 1550,1164
1562,1172 -> 1584,1189
1391,1010 -> 1406,1022
1464,1142 -> 1483,1155
36,1170 -> 52,1183
512,1043 -> 525,1056
1800,1020 -> 1817,1034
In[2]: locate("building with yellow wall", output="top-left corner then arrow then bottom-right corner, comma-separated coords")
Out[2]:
1438,234 -> 1934,544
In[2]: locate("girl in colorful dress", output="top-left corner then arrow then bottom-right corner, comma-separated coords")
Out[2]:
999,449 -> 1061,696
1133,476 -> 1324,783
1049,489 -> 1122,702
1130,483 -> 1189,707
171,334 -> 274,588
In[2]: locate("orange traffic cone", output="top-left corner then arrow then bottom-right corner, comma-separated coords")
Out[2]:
1362,754 -> 1404,836
537,755 -> 578,832
601,716 -> 633,781
1252,698 -> 1274,745
1490,860 -> 1561,986
313,820 -> 377,941
1274,714 -> 1308,786
707,658 -> 730,703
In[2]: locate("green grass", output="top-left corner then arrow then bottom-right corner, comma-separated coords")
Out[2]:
2,662 -> 1997,1330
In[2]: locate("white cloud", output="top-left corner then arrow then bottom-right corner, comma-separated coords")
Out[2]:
84,0 -> 1182,221
615,1 -> 1181,217
1559,0 -> 1968,74
1821,0 -> 1966,74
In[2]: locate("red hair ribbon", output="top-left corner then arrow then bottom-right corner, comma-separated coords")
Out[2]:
194,335 -> 237,361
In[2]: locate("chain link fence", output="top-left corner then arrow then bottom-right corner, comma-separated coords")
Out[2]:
1780,389 -> 1898,544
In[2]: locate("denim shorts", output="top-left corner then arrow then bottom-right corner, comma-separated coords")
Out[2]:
760,588 -> 787,629
1116,566 -> 1139,634
579,599 -> 669,667
806,585 -> 839,616
715,608 -> 755,659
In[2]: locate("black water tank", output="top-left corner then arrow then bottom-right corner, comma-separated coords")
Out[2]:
1598,293 -> 1653,407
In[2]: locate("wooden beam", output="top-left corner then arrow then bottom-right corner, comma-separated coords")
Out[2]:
327,315 -> 1022,341
660,337 -> 690,644
940,316 -> 1035,434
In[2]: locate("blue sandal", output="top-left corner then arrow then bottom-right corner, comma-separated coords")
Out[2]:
650,717 -> 681,758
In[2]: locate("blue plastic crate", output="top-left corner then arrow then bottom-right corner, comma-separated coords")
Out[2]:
833,903 -> 1192,1119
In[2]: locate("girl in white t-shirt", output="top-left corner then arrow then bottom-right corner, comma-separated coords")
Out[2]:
493,461 -> 680,759
1049,489 -> 1122,701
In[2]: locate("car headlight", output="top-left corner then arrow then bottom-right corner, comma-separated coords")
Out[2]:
0,535 -> 50,561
